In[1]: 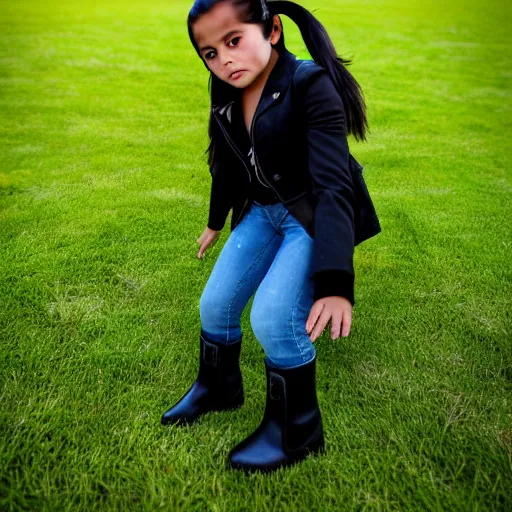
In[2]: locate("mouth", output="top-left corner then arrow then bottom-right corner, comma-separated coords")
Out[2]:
229,70 -> 245,80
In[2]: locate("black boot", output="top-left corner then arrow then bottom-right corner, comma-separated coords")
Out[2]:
227,355 -> 324,473
161,330 -> 244,426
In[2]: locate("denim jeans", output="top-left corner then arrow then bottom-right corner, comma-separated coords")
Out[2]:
199,200 -> 316,368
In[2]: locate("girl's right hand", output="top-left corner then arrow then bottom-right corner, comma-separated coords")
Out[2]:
197,227 -> 221,259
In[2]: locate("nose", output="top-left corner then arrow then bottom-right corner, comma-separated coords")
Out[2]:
218,49 -> 232,67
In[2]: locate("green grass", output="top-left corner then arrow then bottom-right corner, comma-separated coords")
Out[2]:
1,0 -> 511,509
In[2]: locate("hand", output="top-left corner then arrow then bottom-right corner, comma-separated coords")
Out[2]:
197,227 -> 221,259
306,296 -> 352,342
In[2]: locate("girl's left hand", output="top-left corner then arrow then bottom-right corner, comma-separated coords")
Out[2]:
306,297 -> 352,342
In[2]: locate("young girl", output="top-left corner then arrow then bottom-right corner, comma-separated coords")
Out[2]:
161,0 -> 380,473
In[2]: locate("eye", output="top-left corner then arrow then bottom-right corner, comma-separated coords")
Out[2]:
204,50 -> 216,60
228,36 -> 241,47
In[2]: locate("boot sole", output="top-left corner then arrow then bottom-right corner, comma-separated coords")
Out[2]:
227,442 -> 325,473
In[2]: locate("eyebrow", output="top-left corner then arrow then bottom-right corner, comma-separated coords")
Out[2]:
199,29 -> 243,52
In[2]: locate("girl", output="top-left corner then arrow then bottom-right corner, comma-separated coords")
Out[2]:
161,0 -> 380,473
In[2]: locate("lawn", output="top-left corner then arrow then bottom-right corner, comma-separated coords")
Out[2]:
1,0 -> 511,510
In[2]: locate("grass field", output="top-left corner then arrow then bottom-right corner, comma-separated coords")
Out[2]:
1,0 -> 511,510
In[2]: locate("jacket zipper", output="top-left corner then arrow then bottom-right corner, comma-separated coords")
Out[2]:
248,147 -> 270,189
213,110 -> 252,185
249,108 -> 285,203
213,110 -> 254,228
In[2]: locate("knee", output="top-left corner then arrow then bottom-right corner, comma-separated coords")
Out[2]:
199,289 -> 218,327
250,299 -> 275,342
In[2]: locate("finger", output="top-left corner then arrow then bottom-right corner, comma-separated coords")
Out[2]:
198,242 -> 207,259
306,302 -> 324,333
310,308 -> 331,342
309,303 -> 328,340
341,308 -> 352,337
330,312 -> 343,340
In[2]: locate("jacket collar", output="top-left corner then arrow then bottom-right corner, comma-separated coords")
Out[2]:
213,48 -> 300,125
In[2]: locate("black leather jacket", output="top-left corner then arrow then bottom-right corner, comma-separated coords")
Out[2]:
206,47 -> 380,304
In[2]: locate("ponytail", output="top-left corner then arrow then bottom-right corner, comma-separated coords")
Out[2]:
268,0 -> 368,141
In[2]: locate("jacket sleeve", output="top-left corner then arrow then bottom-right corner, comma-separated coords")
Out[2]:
303,70 -> 356,304
207,159 -> 233,231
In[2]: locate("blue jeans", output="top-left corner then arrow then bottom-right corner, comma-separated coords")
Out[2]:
199,200 -> 316,368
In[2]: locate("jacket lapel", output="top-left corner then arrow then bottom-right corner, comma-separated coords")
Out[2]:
253,48 -> 299,120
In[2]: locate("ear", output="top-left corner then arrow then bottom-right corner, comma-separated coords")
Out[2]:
269,14 -> 282,45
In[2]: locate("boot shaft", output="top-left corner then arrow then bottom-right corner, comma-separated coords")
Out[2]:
197,331 -> 242,386
266,357 -> 320,411
263,357 -> 323,453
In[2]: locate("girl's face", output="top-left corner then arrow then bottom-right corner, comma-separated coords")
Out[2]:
192,1 -> 281,90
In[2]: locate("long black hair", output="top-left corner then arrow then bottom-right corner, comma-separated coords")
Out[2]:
187,0 -> 368,167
